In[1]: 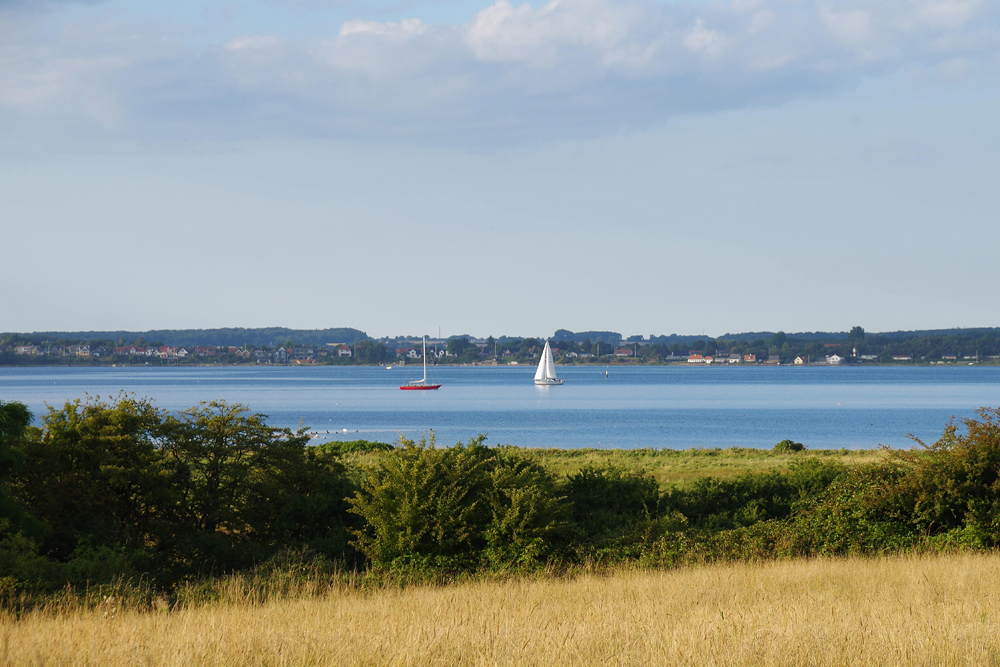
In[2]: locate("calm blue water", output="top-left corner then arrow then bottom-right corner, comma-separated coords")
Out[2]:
1,365 -> 998,449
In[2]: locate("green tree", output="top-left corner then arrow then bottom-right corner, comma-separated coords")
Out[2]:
447,337 -> 473,358
13,396 -> 172,563
355,340 -> 391,364
160,401 -> 315,567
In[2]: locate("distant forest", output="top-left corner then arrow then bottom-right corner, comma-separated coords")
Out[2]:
11,327 -> 369,348
3,326 -> 1000,366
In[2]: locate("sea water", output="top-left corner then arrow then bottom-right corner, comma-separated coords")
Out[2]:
1,365 -> 998,449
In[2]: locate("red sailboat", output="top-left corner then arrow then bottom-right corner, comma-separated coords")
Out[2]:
400,336 -> 441,390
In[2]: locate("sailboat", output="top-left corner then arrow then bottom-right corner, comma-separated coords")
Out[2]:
400,336 -> 441,390
534,340 -> 564,385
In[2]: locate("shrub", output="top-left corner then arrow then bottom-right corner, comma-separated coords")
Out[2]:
348,437 -> 569,571
774,439 -> 805,453
563,465 -> 660,542
319,440 -> 394,454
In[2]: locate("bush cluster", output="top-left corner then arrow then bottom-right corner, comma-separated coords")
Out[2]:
4,397 -> 1000,605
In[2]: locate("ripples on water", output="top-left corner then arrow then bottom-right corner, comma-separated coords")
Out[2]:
2,365 -> 998,449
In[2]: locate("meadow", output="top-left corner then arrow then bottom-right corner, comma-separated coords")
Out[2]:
341,445 -> 888,488
3,553 -> 998,665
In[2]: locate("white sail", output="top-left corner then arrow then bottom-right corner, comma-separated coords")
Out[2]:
534,341 -> 563,384
534,343 -> 548,381
544,342 -> 557,379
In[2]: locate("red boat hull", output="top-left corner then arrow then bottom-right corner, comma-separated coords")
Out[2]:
399,385 -> 441,390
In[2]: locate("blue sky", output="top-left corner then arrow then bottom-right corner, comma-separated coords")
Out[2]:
1,0 -> 998,339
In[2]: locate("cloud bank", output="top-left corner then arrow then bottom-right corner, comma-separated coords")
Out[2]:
1,0 -> 997,148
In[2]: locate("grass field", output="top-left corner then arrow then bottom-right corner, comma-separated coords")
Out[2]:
4,552 -> 997,665
342,445 -> 890,488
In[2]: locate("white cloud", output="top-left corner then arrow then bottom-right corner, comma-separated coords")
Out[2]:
0,0 -> 998,149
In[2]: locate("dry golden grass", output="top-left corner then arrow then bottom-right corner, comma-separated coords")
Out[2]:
4,552 -> 1000,665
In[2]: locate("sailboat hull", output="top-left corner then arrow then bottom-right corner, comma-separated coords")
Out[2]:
533,378 -> 564,385
400,384 -> 441,390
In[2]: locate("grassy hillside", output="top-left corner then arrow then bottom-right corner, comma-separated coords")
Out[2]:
4,553 -> 997,665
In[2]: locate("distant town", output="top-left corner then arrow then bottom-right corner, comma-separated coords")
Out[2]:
3,326 -> 1000,367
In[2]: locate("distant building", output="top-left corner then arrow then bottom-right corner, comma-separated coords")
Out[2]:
827,354 -> 843,365
687,354 -> 704,363
337,345 -> 352,357
744,354 -> 756,363
794,356 -> 807,365
614,348 -> 631,357
729,354 -> 741,364
766,355 -> 781,364
14,345 -> 39,355
703,356 -> 714,364
892,355 -> 912,361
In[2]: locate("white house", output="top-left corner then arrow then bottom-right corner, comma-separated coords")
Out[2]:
827,354 -> 843,365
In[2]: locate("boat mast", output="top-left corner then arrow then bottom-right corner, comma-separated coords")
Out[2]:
422,336 -> 427,383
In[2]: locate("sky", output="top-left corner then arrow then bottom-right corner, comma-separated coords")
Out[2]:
1,0 -> 998,339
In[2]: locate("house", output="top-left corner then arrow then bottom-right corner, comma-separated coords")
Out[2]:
860,354 -> 878,360
942,355 -> 957,360
892,355 -> 912,361
794,356 -> 807,365
291,347 -> 315,360
273,348 -> 289,364
687,354 -> 704,363
195,346 -> 218,356
766,355 -> 781,364
407,349 -> 421,360
177,348 -> 189,359
565,351 -> 579,358
703,356 -> 714,364
67,345 -> 90,357
14,345 -> 39,355
729,354 -> 741,364
337,345 -> 352,357
744,354 -> 756,363
614,348 -> 631,357
254,350 -> 272,363
827,354 -> 843,365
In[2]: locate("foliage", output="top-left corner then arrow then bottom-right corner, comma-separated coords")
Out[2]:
319,440 -> 394,454
348,435 -> 568,571
773,439 -> 805,453
6,400 -> 1000,607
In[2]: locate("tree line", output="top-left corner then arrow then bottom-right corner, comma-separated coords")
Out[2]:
5,396 -> 1000,604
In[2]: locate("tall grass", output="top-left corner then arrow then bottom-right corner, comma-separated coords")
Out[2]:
3,552 -> 999,665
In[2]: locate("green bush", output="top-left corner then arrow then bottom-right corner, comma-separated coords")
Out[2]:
662,460 -> 845,531
773,439 -> 805,453
348,436 -> 569,571
319,440 -> 394,454
563,465 -> 659,535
